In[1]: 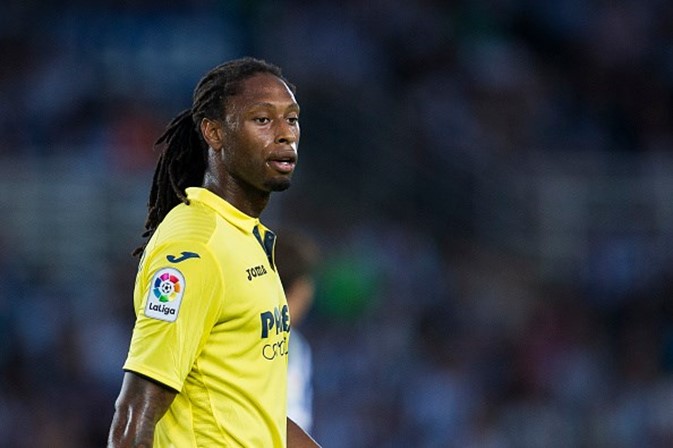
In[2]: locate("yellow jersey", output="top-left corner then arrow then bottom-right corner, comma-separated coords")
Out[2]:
123,187 -> 290,447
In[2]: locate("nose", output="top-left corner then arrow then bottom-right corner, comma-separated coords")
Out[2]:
274,120 -> 299,145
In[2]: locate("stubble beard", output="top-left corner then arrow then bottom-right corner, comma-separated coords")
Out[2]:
266,177 -> 292,192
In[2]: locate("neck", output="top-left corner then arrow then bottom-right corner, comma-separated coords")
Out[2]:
202,171 -> 270,218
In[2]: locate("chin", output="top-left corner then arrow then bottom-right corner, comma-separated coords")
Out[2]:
267,178 -> 292,192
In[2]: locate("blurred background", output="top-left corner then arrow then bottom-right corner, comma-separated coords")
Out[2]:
2,0 -> 673,446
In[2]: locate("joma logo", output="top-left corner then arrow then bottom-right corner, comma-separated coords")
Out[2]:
246,265 -> 268,281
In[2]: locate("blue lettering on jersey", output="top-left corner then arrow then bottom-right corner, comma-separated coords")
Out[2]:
260,305 -> 290,360
260,305 -> 290,338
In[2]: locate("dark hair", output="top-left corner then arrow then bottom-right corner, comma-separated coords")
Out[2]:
134,57 -> 295,256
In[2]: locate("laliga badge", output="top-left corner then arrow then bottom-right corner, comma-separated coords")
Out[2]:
145,267 -> 185,322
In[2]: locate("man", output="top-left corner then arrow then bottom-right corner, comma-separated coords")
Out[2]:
107,57 -> 320,447
275,231 -> 320,433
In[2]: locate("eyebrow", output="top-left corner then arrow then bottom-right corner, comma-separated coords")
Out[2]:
249,102 -> 300,112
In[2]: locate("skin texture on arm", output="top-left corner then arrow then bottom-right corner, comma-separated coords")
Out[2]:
287,417 -> 322,448
107,372 -> 177,448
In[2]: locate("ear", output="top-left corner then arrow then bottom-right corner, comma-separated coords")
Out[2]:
200,117 -> 225,151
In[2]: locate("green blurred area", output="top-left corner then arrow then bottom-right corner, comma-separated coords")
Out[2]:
315,254 -> 381,320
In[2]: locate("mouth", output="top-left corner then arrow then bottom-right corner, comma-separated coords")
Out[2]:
268,154 -> 297,175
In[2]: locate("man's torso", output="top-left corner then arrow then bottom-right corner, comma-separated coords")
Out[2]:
124,187 -> 290,447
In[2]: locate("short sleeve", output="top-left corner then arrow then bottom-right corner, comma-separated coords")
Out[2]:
123,241 -> 223,391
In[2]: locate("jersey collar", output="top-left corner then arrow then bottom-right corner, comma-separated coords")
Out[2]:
185,187 -> 260,234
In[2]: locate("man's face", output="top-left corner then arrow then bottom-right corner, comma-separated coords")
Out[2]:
220,72 -> 300,193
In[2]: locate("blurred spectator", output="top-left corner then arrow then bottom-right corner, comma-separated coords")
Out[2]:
275,228 -> 321,434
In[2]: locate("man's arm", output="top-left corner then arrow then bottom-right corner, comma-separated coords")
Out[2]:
287,417 -> 321,448
107,371 -> 177,448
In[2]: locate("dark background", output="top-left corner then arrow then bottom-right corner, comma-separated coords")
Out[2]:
2,1 -> 673,446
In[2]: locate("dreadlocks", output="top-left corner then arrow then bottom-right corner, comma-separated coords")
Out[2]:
133,57 -> 295,256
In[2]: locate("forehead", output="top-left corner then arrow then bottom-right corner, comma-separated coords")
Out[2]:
229,72 -> 298,109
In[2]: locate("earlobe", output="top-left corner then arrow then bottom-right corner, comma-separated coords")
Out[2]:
201,118 -> 224,151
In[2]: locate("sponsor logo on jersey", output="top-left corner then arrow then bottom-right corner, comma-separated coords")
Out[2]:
262,335 -> 289,360
246,264 -> 268,281
260,304 -> 290,360
144,267 -> 185,322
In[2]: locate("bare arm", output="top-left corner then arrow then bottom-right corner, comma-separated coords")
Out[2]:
107,371 -> 177,448
287,417 -> 321,448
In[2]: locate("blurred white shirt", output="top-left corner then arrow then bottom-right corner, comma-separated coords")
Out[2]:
287,329 -> 313,432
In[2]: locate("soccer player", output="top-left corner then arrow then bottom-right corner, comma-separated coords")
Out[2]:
107,57 -> 320,448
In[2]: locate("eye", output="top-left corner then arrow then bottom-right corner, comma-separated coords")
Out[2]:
287,116 -> 299,125
254,117 -> 270,124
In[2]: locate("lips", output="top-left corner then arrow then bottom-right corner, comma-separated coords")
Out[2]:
268,153 -> 297,174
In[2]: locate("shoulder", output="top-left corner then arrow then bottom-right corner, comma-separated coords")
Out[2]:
153,201 -> 216,246
139,201 -> 220,271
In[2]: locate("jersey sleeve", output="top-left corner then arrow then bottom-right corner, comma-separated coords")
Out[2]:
123,241 -> 224,391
